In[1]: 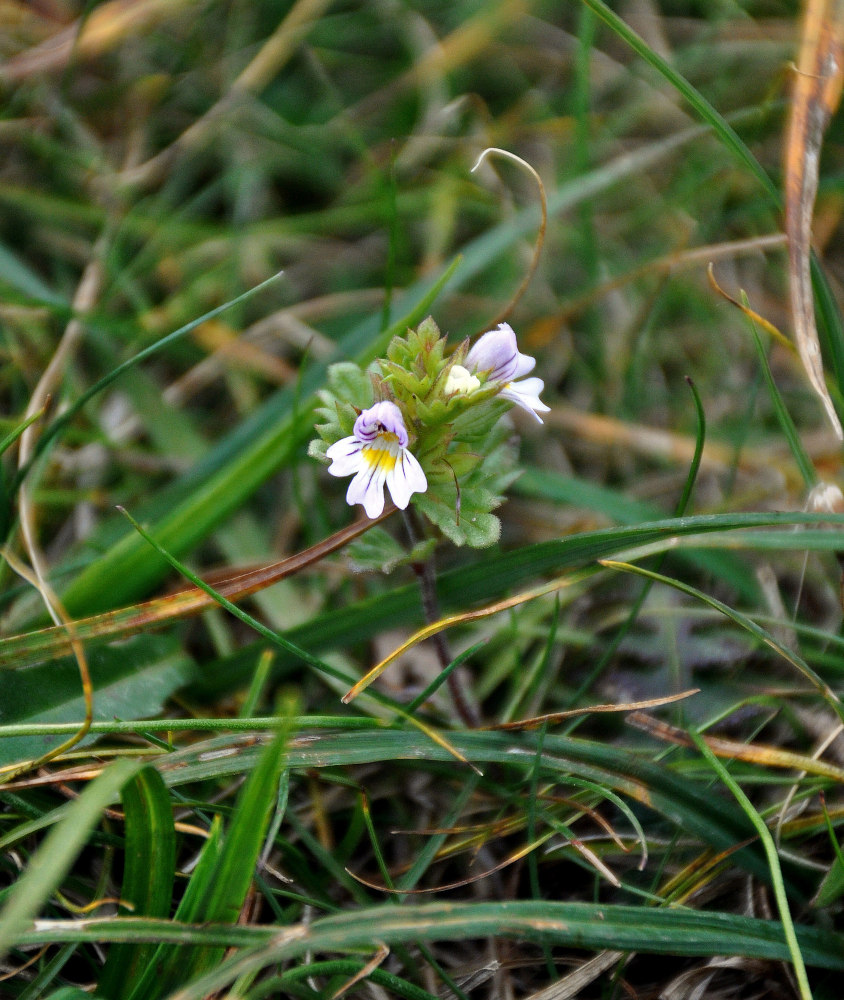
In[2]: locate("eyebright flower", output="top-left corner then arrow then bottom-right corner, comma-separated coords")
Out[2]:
326,401 -> 427,518
444,364 -> 481,396
466,322 -> 550,423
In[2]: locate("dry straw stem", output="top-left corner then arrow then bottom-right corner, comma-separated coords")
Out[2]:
544,405 -> 809,494
560,233 -> 788,323
785,0 -> 844,438
629,712 -> 844,785
471,147 -> 547,329
0,548 -> 92,783
116,0 -> 336,190
0,0 -> 194,82
4,239 -> 109,780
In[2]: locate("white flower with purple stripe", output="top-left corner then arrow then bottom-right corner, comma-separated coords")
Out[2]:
326,401 -> 427,518
466,322 -> 550,423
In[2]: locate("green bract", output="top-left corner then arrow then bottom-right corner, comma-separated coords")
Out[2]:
310,317 -> 523,547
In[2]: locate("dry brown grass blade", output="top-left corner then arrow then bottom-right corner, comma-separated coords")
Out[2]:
341,568 -> 595,704
0,507 -> 391,670
707,264 -> 795,352
0,0 -> 195,82
329,945 -> 390,1000
629,711 -> 844,783
784,0 -> 844,439
0,549 -> 93,783
471,147 -> 547,330
487,689 -> 700,731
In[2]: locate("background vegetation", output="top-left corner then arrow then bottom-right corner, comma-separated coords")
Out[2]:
1,0 -> 844,997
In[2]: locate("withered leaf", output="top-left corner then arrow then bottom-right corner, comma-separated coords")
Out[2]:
785,0 -> 844,439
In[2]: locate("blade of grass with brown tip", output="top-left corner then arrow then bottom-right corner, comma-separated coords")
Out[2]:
785,0 -> 844,439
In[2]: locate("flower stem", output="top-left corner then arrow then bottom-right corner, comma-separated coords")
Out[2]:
402,510 -> 480,727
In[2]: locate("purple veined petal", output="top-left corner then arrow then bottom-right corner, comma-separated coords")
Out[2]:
386,448 -> 427,509
512,351 -> 536,379
346,463 -> 388,518
466,324 -> 520,382
353,400 -> 409,448
326,436 -> 364,477
501,377 -> 550,423
345,436 -> 405,518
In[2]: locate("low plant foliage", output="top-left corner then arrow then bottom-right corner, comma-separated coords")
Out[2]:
1,2 -> 844,999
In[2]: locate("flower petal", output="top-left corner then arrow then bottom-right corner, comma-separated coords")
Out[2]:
501,377 -> 550,423
512,351 -> 536,379
354,400 -> 409,447
346,462 -> 389,518
326,436 -> 364,477
385,448 -> 428,509
466,324 -> 519,382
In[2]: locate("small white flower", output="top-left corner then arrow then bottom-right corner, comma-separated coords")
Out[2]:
444,364 -> 481,396
326,401 -> 427,518
466,322 -> 550,423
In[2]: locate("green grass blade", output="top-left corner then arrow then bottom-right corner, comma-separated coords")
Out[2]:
124,819 -> 223,1000
13,274 -> 283,492
579,0 -> 778,203
37,899 -> 841,1000
98,767 -> 176,1000
152,727 -> 798,890
811,254 -> 844,411
689,729 -> 812,1000
200,711 -> 292,927
0,634 -> 197,768
602,558 -> 844,725
56,258 -> 460,618
0,758 -> 141,961
17,942 -> 78,1000
748,319 -> 816,488
131,714 -> 292,997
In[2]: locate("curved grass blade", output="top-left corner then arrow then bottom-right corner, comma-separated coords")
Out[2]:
689,729 -> 812,1000
13,273 -> 284,494
601,559 -> 844,725
21,899 -> 842,999
154,727 -> 800,890
0,512 -> 386,671
0,758 -> 141,961
5,511 -> 843,677
579,0 -> 778,202
119,507 -> 477,772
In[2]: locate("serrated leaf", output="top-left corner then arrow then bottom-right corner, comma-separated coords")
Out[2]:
327,361 -> 373,408
413,490 -> 502,547
346,527 -> 408,574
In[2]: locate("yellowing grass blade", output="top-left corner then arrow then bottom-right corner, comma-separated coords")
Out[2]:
341,568 -> 595,704
785,0 -> 844,438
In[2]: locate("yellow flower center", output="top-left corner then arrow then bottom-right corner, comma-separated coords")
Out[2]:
362,435 -> 399,474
